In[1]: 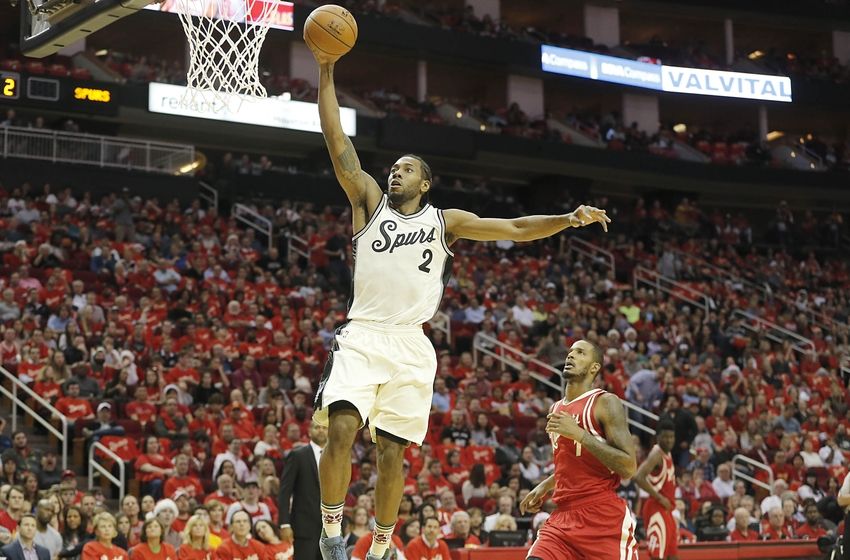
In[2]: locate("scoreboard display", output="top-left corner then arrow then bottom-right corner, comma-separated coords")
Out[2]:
0,71 -> 119,115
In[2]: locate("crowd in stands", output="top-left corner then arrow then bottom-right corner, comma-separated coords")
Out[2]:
0,178 -> 846,560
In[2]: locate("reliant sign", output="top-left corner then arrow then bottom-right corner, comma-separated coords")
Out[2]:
542,45 -> 792,103
147,83 -> 357,135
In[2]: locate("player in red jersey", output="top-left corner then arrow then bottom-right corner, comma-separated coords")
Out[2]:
521,339 -> 638,560
634,420 -> 678,560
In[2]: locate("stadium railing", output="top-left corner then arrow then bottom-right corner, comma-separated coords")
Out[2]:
0,365 -> 69,469
89,441 -> 126,502
671,249 -> 849,337
633,265 -> 714,319
429,310 -> 451,342
566,237 -> 616,276
732,453 -> 774,494
731,309 -> 815,355
232,203 -> 274,252
0,125 -> 195,174
199,180 -> 219,211
285,232 -> 311,261
472,332 -> 659,435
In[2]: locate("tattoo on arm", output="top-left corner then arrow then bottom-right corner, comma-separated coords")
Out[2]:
579,395 -> 637,479
337,136 -> 361,182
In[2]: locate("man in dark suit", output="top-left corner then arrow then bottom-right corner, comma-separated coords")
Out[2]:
2,514 -> 51,560
280,420 -> 328,560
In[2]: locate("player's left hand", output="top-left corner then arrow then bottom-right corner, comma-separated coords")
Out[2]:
546,411 -> 583,441
568,205 -> 611,232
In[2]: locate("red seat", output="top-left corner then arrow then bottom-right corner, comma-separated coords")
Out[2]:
71,68 -> 92,80
47,64 -> 69,77
429,411 -> 444,428
24,61 -> 45,75
116,419 -> 142,437
0,59 -> 21,71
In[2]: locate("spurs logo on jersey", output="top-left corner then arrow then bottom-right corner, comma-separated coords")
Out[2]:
348,194 -> 454,326
371,220 -> 437,253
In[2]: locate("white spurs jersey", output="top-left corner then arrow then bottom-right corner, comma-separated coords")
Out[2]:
347,194 -> 454,326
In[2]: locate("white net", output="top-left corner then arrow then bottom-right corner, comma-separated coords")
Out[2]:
172,0 -> 277,100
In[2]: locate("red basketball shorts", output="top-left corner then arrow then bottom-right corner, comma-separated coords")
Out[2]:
526,496 -> 637,560
643,498 -> 678,559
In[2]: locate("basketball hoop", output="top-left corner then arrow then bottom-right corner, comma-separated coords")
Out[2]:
172,0 -> 277,106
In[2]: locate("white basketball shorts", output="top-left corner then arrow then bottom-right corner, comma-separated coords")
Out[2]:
313,320 -> 437,445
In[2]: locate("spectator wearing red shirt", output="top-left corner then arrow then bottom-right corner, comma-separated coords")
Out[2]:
163,455 -> 205,501
405,517 -> 451,560
728,507 -> 758,542
426,461 -> 451,497
166,353 -> 201,389
135,436 -> 174,500
171,492 -> 193,534
83,513 -> 129,560
155,398 -> 190,441
794,502 -> 828,540
435,491 -> 461,530
53,381 -> 94,425
127,386 -> 158,427
176,515 -> 212,560
0,328 -> 19,367
770,451 -> 797,484
444,511 -> 481,547
221,405 -> 257,444
251,520 -> 292,560
204,501 -> 230,543
129,518 -> 177,560
0,485 -> 26,533
760,507 -> 795,540
231,357 -> 261,394
215,511 -> 266,560
204,474 -> 238,508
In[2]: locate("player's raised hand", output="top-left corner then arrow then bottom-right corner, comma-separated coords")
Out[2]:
569,204 -> 611,232
305,41 -> 339,66
546,411 -> 583,441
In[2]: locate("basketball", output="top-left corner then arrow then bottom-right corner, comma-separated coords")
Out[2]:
304,5 -> 358,59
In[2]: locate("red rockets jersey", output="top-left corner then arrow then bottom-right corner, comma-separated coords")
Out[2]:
550,388 -> 620,508
645,444 -> 676,504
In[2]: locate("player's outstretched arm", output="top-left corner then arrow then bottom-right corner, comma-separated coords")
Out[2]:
443,205 -> 610,243
546,393 -> 636,479
309,51 -> 381,210
633,446 -> 670,509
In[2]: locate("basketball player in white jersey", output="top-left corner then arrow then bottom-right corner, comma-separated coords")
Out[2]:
306,45 -> 611,560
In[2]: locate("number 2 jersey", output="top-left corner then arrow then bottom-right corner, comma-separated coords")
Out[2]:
549,388 -> 621,508
347,194 -> 454,326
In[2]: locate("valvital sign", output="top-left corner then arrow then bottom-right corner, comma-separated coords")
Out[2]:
541,45 -> 792,103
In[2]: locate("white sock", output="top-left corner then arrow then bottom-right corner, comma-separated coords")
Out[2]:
321,502 -> 344,538
369,522 -> 395,558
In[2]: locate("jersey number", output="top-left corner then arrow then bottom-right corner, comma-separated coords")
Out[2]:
418,249 -> 433,273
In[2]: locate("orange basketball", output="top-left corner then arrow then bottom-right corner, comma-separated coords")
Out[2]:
304,5 -> 358,58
